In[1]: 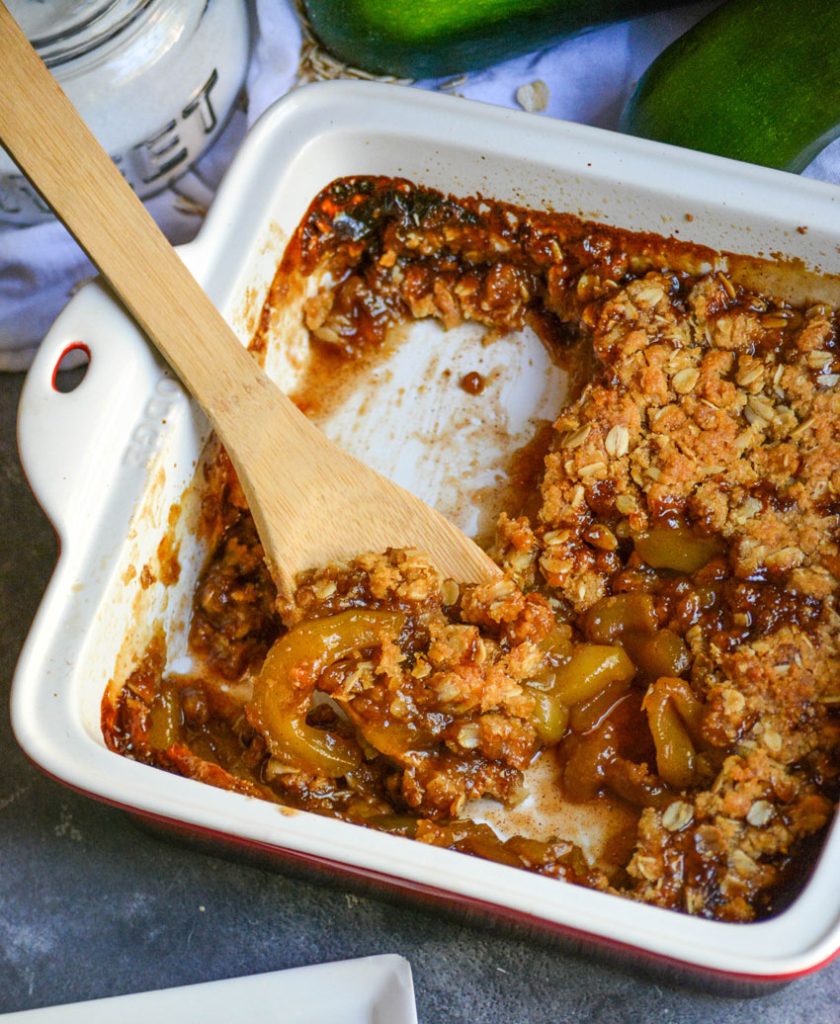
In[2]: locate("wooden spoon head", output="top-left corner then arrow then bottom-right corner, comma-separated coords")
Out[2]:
229,399 -> 500,600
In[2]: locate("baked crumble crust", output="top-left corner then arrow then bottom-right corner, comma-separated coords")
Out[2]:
103,177 -> 840,922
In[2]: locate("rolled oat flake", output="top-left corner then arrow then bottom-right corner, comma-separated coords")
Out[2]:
0,0 -> 250,224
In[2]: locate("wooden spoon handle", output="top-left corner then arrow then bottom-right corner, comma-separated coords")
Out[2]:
0,3 -> 318,459
0,3 -> 499,594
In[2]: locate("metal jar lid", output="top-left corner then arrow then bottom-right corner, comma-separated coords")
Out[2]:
6,0 -> 155,67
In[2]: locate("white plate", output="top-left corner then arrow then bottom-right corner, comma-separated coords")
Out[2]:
0,956 -> 417,1023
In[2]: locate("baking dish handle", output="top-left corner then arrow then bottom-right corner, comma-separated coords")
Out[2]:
18,278 -> 180,539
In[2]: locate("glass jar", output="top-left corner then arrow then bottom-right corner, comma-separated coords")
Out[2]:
0,0 -> 251,225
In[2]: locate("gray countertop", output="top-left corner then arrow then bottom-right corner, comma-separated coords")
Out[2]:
2,368 -> 839,1023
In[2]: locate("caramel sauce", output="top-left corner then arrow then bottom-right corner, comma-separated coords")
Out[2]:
496,420 -> 555,523
458,370 -> 486,395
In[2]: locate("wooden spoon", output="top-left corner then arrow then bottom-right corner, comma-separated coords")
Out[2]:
0,5 -> 498,598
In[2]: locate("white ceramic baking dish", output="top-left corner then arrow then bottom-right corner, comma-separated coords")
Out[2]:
13,81 -> 840,987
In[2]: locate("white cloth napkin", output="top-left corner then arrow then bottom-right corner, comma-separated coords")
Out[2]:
2,0 -> 837,370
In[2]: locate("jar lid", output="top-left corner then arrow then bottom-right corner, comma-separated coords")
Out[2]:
7,0 -> 154,68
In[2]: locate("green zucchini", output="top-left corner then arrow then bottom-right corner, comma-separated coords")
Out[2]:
303,0 -> 695,79
621,0 -> 840,172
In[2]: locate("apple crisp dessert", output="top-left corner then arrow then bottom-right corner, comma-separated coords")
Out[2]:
104,177 -> 840,922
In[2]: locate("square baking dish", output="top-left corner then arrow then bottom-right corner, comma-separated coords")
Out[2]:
13,81 -> 840,986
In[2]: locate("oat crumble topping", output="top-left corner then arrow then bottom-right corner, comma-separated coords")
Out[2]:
103,178 -> 840,923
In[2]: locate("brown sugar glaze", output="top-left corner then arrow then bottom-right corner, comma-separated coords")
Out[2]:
103,177 -> 840,923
